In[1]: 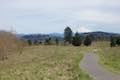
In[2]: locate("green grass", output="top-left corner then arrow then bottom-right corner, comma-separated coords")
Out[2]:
94,42 -> 120,74
0,45 -> 92,80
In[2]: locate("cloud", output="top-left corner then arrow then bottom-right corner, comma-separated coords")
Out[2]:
79,27 -> 92,33
73,26 -> 92,33
0,0 -> 120,33
2,0 -> 119,24
0,20 -> 10,31
70,10 -> 120,24
1,0 -> 120,9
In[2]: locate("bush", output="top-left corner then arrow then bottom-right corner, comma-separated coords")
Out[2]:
27,40 -> 32,46
72,32 -> 82,46
45,37 -> 52,45
116,39 -> 120,46
84,35 -> 92,46
110,36 -> 120,47
110,36 -> 116,47
55,38 -> 59,45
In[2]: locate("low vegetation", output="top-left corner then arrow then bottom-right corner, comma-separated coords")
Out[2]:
64,27 -> 93,46
94,42 -> 120,74
110,36 -> 120,47
72,32 -> 82,46
0,45 -> 92,80
0,28 -> 120,80
0,31 -> 27,60
84,35 -> 92,46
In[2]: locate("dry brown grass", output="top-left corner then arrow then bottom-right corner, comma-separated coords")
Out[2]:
0,31 -> 26,60
0,45 -> 92,80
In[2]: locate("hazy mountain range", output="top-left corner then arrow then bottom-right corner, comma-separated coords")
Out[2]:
19,31 -> 120,42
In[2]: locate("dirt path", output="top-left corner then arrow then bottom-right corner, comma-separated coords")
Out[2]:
80,53 -> 120,80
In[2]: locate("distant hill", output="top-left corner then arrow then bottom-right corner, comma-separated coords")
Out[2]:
49,33 -> 63,38
81,31 -> 120,41
20,34 -> 49,42
18,31 -> 120,42
20,33 -> 63,43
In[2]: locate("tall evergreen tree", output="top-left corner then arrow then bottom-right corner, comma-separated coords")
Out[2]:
64,27 -> 73,44
84,35 -> 92,46
72,32 -> 82,46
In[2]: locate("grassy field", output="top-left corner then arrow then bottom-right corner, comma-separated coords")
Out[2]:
0,42 -> 119,80
0,45 -> 92,80
94,42 -> 120,74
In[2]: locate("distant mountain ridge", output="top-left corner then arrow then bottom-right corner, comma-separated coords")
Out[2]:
81,31 -> 120,41
18,31 -> 120,42
82,31 -> 119,36
20,33 -> 63,42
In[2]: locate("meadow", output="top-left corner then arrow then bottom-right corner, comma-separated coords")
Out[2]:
0,40 -> 120,80
0,45 -> 92,80
94,42 -> 120,74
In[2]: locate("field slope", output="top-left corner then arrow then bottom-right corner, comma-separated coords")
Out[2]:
0,46 -> 92,80
95,42 -> 120,74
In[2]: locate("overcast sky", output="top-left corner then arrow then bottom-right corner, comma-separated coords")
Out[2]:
0,0 -> 120,34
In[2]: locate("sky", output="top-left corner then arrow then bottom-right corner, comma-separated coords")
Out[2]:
0,0 -> 120,34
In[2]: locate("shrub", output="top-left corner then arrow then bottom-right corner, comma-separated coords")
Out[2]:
116,38 -> 120,46
45,37 -> 52,45
84,35 -> 92,46
110,36 -> 116,47
72,32 -> 82,46
55,38 -> 59,45
110,36 -> 120,47
27,40 -> 32,46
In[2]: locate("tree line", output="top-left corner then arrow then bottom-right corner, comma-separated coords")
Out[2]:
22,26 -> 120,47
27,37 -> 60,46
64,27 -> 92,46
26,27 -> 93,46
0,27 -> 119,60
64,27 -> 120,47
